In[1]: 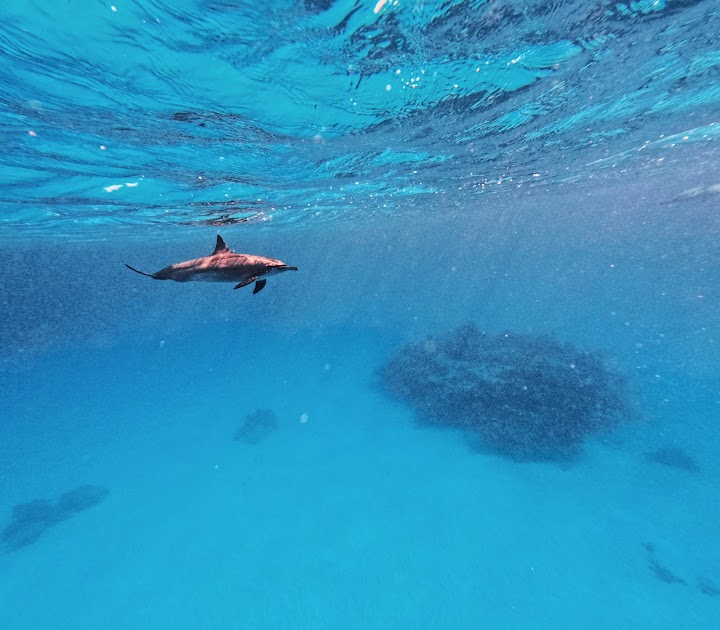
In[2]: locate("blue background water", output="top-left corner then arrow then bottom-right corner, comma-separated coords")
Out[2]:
1,1 -> 719,628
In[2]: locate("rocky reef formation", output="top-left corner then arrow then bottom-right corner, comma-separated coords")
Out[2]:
379,324 -> 636,462
234,408 -> 278,445
1,485 -> 108,552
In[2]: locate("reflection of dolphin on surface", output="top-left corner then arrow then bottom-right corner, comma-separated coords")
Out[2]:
126,234 -> 298,294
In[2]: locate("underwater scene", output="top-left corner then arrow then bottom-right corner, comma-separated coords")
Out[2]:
1,0 -> 719,628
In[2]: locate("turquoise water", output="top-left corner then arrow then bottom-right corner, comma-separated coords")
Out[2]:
1,1 -> 719,628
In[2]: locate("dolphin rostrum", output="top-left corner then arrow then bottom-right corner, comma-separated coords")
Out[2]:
125,234 -> 298,294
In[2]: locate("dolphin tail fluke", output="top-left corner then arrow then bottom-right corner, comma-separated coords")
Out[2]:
125,263 -> 156,278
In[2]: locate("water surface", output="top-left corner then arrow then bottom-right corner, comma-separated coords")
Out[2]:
1,1 -> 719,628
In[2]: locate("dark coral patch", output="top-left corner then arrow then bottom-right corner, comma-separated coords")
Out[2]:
378,324 -> 637,462
234,408 -> 278,445
645,446 -> 700,472
648,556 -> 687,586
1,485 -> 108,552
698,577 -> 720,597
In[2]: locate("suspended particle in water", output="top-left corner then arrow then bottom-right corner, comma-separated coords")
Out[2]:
299,413 -> 309,424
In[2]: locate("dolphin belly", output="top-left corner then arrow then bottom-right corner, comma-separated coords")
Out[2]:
170,268 -> 255,283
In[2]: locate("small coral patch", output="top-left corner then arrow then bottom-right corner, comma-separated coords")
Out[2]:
1,485 -> 108,552
645,446 -> 700,472
234,408 -> 278,445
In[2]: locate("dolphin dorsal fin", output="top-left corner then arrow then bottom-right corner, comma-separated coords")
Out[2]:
212,234 -> 231,255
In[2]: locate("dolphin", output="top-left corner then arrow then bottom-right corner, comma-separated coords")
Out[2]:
125,234 -> 297,294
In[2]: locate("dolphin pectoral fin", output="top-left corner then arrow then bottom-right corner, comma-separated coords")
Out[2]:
253,279 -> 267,295
234,276 -> 257,290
